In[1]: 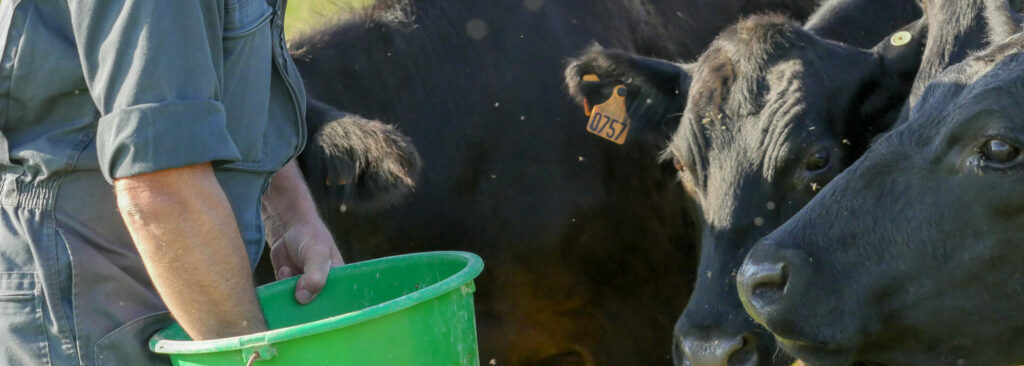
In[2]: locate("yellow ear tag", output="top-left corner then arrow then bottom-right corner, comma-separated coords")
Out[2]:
890,31 -> 912,46
586,85 -> 630,145
582,74 -> 600,116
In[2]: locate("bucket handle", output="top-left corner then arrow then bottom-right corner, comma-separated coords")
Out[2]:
246,351 -> 261,366
240,339 -> 276,365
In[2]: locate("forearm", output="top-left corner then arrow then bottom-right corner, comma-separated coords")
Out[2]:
262,160 -> 329,247
115,163 -> 267,340
261,160 -> 343,303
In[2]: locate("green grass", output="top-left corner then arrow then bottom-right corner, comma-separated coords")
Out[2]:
0,0 -> 355,42
285,0 -> 376,40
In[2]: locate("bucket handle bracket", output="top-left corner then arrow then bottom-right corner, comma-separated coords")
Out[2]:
240,335 -> 276,364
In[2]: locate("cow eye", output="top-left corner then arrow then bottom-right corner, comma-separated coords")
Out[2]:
981,138 -> 1020,164
805,150 -> 830,172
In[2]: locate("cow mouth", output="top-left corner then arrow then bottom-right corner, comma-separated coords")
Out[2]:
775,337 -> 858,366
781,345 -> 893,366
775,332 -> 903,366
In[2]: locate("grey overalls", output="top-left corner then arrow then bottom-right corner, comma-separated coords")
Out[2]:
0,0 -> 306,364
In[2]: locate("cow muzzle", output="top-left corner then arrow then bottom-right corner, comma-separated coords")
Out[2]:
736,243 -> 811,327
676,334 -> 758,366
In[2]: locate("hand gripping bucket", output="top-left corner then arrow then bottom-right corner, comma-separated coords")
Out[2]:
149,251 -> 484,365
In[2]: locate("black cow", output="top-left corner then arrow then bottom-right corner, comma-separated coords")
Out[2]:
300,98 -> 422,208
736,1 -> 1024,365
287,0 -> 823,364
803,0 -> 923,48
564,2 -> 923,365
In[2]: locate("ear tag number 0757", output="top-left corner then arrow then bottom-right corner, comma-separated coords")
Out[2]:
586,85 -> 630,145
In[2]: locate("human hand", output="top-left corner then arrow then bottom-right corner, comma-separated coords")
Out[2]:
268,220 -> 344,304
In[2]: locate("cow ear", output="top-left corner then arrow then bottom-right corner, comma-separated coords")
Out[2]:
299,98 -> 423,213
853,18 -> 927,135
565,45 -> 692,143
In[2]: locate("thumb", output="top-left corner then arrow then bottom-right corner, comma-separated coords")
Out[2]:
294,249 -> 332,305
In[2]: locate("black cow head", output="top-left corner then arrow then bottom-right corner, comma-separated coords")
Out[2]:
299,98 -> 423,213
566,13 -> 925,366
737,9 -> 1024,366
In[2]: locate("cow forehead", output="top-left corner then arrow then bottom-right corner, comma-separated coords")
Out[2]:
954,61 -> 1024,119
910,48 -> 1024,130
668,67 -> 826,197
674,59 -> 825,159
961,53 -> 1024,98
683,15 -> 815,118
686,35 -> 866,133
922,34 -> 1024,101
887,47 -> 1024,154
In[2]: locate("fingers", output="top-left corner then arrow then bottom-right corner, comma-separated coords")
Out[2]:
277,266 -> 294,280
270,244 -> 299,280
294,245 -> 332,304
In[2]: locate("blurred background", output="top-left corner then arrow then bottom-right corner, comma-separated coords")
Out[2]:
285,0 -> 372,40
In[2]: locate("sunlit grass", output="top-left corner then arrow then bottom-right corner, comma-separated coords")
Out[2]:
0,0 -> 369,42
285,0 -> 376,40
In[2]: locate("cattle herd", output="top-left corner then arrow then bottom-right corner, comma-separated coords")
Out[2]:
264,0 -> 1024,365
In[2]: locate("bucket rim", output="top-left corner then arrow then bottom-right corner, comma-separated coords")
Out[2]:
149,251 -> 484,355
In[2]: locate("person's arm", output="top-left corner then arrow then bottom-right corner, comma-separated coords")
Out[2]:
262,159 -> 344,304
65,1 -> 271,340
115,163 -> 267,340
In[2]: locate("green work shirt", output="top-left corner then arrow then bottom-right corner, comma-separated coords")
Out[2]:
0,0 -> 306,364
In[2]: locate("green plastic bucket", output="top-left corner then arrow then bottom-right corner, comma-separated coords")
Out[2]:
149,251 -> 484,365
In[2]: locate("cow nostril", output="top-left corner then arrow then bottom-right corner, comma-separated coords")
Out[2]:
743,263 -> 789,312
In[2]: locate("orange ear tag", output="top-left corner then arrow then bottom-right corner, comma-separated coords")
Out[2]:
582,74 -> 600,116
585,85 -> 630,145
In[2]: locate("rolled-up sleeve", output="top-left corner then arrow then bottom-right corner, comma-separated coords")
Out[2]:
67,0 -> 240,181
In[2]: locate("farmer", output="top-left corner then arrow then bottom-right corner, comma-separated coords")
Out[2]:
0,1 -> 342,364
